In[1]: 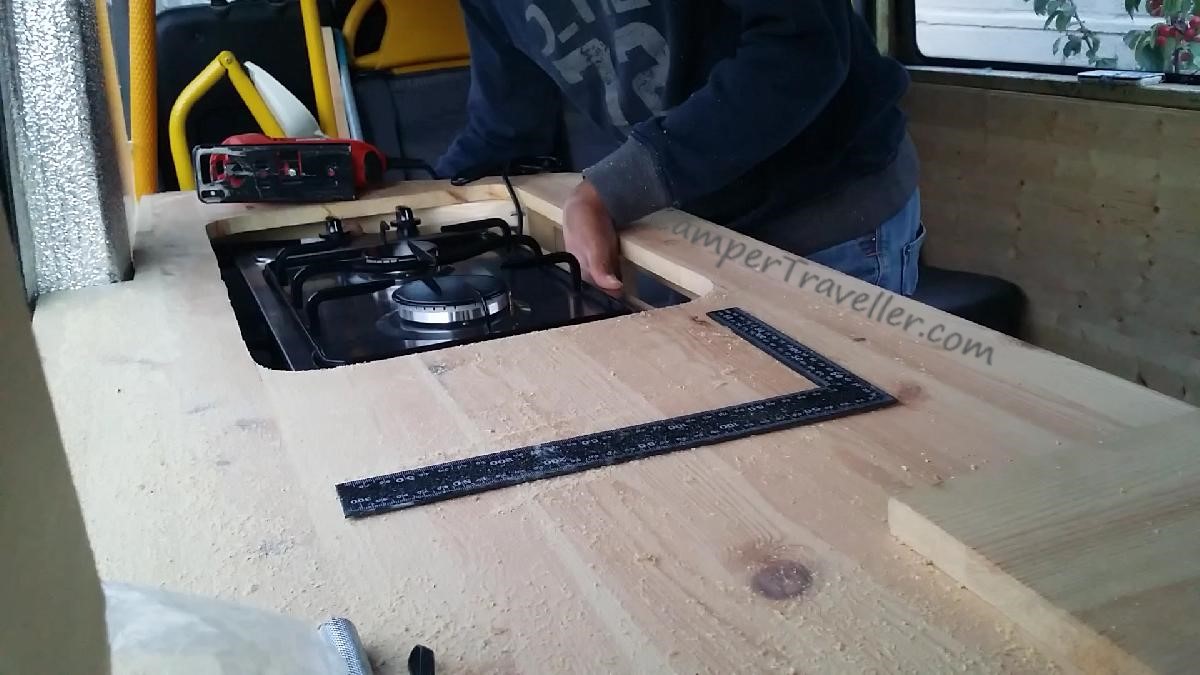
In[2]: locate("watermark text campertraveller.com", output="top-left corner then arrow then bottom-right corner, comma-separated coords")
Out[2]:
649,215 -> 996,367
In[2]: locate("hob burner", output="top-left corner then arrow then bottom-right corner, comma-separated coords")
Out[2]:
391,274 -> 510,324
362,239 -> 438,267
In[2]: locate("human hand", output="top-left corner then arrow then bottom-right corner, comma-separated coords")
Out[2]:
562,180 -> 623,294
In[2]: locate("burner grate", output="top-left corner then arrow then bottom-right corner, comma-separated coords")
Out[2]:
252,210 -> 618,368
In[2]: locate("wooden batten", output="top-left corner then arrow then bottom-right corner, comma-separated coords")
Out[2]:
890,410 -> 1200,675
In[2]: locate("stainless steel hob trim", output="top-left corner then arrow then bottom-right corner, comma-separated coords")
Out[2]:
394,293 -> 511,325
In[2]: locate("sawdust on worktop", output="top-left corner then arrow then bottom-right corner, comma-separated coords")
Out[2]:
36,180 -> 1160,672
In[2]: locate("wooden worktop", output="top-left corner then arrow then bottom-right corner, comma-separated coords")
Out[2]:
33,175 -> 1193,673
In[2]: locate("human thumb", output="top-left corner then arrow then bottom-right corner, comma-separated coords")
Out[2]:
593,271 -> 623,291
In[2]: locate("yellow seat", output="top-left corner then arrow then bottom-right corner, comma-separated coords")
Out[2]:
343,0 -> 470,73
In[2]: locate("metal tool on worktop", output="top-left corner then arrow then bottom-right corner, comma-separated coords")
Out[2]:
192,133 -> 403,204
322,620 -> 432,674
337,308 -> 898,518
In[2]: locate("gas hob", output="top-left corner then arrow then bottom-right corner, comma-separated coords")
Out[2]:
218,205 -> 686,370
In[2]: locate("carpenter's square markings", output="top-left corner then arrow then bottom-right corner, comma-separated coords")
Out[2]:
336,307 -> 896,519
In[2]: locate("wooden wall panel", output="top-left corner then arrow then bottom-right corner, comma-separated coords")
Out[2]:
906,83 -> 1200,405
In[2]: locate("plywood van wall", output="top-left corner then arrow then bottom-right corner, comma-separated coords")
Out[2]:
906,83 -> 1200,405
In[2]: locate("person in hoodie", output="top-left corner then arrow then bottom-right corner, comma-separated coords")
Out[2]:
436,0 -> 923,295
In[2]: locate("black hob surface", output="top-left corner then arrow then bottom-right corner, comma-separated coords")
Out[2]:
220,207 -> 683,370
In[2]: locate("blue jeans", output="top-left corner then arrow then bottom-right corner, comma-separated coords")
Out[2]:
806,190 -> 925,296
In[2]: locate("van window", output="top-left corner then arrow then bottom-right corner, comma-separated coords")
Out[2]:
914,0 -> 1199,72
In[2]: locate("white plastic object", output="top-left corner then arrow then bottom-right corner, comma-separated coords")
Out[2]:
245,61 -> 323,138
1077,70 -> 1164,86
104,582 -> 351,675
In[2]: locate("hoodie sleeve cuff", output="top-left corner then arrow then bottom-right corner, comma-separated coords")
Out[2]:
582,138 -> 673,228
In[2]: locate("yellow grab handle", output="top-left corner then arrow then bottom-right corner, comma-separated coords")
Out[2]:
223,54 -> 287,138
169,56 -> 225,191
300,0 -> 337,136
168,51 -> 285,191
96,0 -> 135,199
129,0 -> 157,196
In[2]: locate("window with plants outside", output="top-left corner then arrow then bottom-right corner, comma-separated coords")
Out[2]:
914,0 -> 1200,77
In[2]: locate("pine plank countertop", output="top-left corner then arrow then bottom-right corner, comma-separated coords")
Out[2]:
32,175 -> 1194,674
